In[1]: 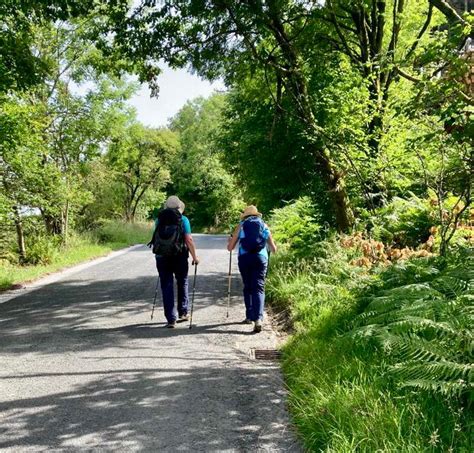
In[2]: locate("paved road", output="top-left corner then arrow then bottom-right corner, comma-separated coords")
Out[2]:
0,235 -> 299,452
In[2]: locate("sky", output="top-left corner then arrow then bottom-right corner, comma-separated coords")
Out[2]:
128,65 -> 226,128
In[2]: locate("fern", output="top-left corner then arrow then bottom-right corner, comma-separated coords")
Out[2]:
350,251 -> 474,397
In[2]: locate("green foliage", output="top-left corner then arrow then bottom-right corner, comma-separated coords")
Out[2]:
268,197 -> 323,256
269,245 -> 473,451
93,220 -> 151,245
169,94 -> 244,229
351,250 -> 473,398
107,123 -> 178,222
24,235 -> 60,265
366,195 -> 435,248
0,0 -> 98,92
0,222 -> 151,291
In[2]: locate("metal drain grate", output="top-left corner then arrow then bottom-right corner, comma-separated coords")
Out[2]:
251,348 -> 282,361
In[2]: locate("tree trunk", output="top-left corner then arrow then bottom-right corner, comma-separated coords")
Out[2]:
265,14 -> 354,231
62,200 -> 69,245
43,213 -> 63,235
311,144 -> 355,232
13,206 -> 26,263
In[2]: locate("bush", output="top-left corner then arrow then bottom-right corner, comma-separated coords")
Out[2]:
267,234 -> 472,451
269,197 -> 323,256
24,235 -> 60,265
93,220 -> 152,245
351,249 -> 473,398
367,195 -> 434,248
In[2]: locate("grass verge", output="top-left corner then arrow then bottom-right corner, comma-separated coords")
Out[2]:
1,221 -> 152,291
267,243 -> 472,452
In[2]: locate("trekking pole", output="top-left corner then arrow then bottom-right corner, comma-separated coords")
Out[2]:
266,249 -> 271,278
226,248 -> 232,318
189,263 -> 198,329
150,276 -> 160,320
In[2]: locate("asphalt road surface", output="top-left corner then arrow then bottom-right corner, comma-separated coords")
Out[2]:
0,235 -> 300,452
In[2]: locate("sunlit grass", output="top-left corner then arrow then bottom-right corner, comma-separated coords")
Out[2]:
267,246 -> 472,452
0,221 -> 152,291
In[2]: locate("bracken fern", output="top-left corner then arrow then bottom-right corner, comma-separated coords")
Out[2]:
351,250 -> 473,398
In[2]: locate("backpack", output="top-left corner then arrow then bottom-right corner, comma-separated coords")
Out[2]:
150,208 -> 186,256
240,216 -> 267,253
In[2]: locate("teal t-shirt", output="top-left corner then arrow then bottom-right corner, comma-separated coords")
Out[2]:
154,215 -> 191,234
238,219 -> 270,258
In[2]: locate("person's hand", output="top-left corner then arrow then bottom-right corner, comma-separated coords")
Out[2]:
192,257 -> 200,265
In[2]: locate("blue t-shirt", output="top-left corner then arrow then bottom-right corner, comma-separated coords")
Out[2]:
238,219 -> 270,258
154,215 -> 191,234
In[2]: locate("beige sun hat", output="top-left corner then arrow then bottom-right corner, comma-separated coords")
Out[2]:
241,205 -> 262,219
165,195 -> 185,213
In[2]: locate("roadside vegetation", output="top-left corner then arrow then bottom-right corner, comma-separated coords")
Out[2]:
267,199 -> 472,451
0,222 -> 151,291
1,1 -> 472,450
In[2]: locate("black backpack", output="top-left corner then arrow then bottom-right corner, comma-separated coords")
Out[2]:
240,216 -> 267,253
150,208 -> 186,256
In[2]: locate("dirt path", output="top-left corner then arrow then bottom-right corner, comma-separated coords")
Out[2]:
0,234 -> 300,452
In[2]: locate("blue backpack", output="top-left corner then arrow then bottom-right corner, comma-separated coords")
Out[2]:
240,216 -> 266,253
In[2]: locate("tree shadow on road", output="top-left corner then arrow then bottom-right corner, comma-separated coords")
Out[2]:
0,364 -> 300,451
0,273 -> 247,355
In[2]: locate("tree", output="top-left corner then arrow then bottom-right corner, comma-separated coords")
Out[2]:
169,94 -> 244,229
107,0 -> 356,230
107,0 -> 472,231
107,124 -> 178,222
24,20 -> 138,238
0,0 -> 100,92
0,98 -> 47,261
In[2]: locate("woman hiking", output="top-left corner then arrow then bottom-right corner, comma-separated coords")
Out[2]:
227,205 -> 277,333
150,196 -> 200,328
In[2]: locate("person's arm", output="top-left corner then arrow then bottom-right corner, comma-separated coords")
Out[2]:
147,219 -> 159,247
267,230 -> 277,253
227,224 -> 240,252
185,234 -> 200,264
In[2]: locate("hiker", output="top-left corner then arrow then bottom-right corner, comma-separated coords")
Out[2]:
227,205 -> 277,333
149,196 -> 200,328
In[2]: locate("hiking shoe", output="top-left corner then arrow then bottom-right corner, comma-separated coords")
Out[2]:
253,320 -> 262,333
241,318 -> 253,324
177,314 -> 190,323
166,321 -> 176,328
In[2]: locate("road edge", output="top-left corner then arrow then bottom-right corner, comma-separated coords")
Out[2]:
0,244 -> 144,304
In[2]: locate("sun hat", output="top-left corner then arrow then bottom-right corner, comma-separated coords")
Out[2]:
240,205 -> 262,219
165,195 -> 185,213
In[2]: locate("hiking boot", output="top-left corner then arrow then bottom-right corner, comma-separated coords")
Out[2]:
241,318 -> 253,324
177,314 -> 190,323
166,321 -> 176,328
253,320 -> 262,333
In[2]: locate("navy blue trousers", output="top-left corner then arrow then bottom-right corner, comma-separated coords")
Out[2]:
155,254 -> 189,323
238,253 -> 268,321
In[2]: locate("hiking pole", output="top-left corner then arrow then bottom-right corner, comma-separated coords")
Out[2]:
189,262 -> 198,329
151,275 -> 160,320
266,249 -> 271,278
226,248 -> 232,318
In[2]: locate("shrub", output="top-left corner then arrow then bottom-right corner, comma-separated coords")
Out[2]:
268,233 -> 472,451
24,235 -> 60,265
368,195 -> 434,248
93,220 -> 152,245
351,250 -> 473,398
269,197 -> 323,256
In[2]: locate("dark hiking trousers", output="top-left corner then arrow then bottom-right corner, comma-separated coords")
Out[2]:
238,253 -> 268,322
155,253 -> 189,323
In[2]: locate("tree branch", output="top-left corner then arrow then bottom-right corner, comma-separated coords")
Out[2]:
429,0 -> 467,25
405,3 -> 434,61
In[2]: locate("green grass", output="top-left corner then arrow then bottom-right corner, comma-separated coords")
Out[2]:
0,221 -> 152,291
267,243 -> 472,452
